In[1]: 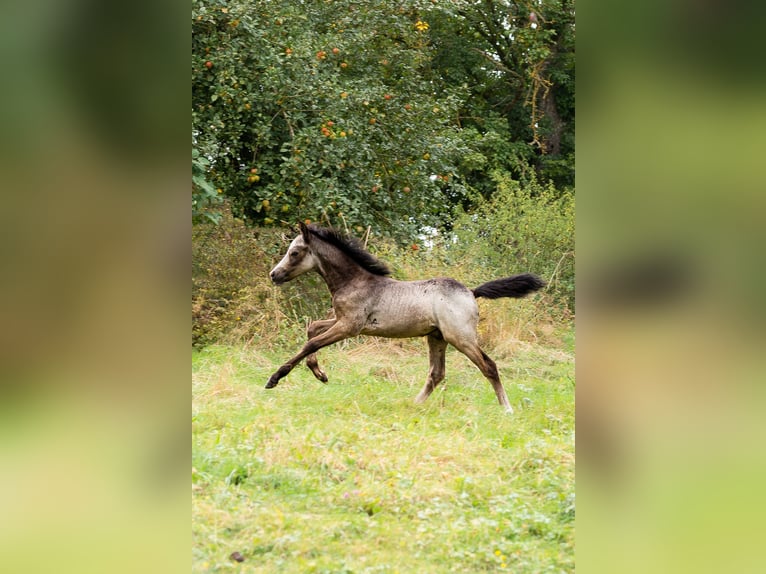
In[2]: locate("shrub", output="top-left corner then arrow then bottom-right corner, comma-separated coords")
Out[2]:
451,172 -> 575,313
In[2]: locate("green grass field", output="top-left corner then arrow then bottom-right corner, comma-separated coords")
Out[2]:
192,332 -> 574,573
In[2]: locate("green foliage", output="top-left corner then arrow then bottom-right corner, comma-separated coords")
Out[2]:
192,0 -> 468,238
452,174 -> 575,311
430,0 -> 576,189
455,120 -> 537,202
192,0 -> 575,236
192,146 -> 222,224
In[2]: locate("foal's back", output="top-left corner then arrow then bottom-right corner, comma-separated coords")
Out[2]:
360,276 -> 479,342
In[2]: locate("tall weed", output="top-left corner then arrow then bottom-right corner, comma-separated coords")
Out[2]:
192,208 -> 331,348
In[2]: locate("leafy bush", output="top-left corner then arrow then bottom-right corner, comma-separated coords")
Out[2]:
451,173 -> 575,313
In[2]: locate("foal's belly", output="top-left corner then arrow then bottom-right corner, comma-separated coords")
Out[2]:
360,306 -> 437,338
360,316 -> 436,338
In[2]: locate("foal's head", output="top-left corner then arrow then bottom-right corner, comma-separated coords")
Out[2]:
269,223 -> 317,285
269,222 -> 391,285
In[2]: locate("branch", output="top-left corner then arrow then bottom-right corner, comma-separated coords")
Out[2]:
282,110 -> 295,140
470,48 -> 523,81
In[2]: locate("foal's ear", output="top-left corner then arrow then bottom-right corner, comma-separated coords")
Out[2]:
298,220 -> 311,242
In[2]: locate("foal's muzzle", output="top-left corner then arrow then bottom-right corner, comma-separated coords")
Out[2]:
270,269 -> 286,285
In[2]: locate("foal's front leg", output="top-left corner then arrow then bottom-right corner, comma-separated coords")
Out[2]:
266,321 -> 357,389
305,318 -> 336,383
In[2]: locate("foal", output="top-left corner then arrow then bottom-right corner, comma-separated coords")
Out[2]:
267,222 -> 545,412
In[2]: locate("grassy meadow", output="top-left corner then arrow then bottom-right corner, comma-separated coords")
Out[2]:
192,328 -> 574,573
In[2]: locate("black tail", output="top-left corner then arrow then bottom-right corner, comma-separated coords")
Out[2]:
472,273 -> 546,299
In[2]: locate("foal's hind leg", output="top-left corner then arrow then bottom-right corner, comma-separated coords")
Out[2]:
449,339 -> 513,413
305,318 -> 335,382
415,332 -> 448,404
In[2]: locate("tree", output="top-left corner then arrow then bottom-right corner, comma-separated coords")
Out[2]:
192,0 -> 575,236
192,0 -> 468,238
429,0 -> 575,190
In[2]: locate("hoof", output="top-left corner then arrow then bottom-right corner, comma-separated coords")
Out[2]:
309,367 -> 328,383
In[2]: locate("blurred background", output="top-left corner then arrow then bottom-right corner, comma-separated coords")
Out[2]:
1,0 -> 764,571
0,0 -> 188,572
577,0 -> 766,572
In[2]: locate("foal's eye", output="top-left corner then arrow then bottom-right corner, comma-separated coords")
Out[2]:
290,250 -> 300,258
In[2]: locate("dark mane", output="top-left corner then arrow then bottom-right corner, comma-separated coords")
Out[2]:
307,225 -> 391,276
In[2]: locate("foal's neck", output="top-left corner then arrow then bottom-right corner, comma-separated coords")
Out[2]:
314,245 -> 371,295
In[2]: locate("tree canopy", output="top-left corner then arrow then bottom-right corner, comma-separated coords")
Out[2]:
192,0 -> 574,238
